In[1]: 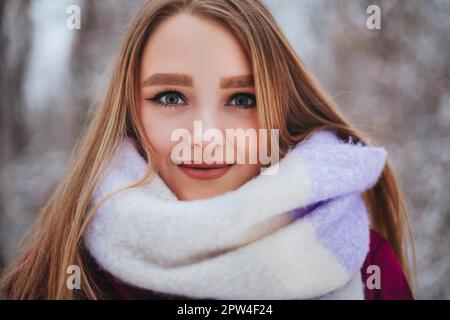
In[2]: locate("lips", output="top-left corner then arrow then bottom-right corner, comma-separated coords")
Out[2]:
178,162 -> 233,180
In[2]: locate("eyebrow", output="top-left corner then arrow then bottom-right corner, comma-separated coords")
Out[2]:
142,73 -> 254,89
142,73 -> 193,87
220,75 -> 254,89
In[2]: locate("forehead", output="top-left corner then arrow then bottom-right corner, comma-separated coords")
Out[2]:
140,13 -> 252,82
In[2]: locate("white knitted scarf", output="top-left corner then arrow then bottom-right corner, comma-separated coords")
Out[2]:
84,130 -> 387,299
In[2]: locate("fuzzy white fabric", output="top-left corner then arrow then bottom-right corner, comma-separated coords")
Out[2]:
84,130 -> 387,299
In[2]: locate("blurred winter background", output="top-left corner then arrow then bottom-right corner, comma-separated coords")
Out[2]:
0,0 -> 449,299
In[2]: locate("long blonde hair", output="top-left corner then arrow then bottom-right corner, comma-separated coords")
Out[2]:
1,0 -> 415,299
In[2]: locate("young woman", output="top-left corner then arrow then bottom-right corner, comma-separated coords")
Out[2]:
1,0 -> 414,300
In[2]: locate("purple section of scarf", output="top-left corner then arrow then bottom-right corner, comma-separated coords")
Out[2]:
292,195 -> 370,276
289,130 -> 385,275
292,130 -> 387,204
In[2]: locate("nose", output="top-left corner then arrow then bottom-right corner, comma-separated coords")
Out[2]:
190,106 -> 224,162
191,108 -> 221,148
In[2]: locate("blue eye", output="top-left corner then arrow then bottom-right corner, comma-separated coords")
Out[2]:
149,90 -> 187,107
227,93 -> 256,109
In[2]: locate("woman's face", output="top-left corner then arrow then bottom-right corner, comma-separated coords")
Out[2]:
139,13 -> 261,200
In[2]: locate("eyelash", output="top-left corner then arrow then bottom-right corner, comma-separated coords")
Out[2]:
227,92 -> 257,109
147,88 -> 188,108
146,88 -> 256,109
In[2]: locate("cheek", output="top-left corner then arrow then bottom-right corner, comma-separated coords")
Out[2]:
140,107 -> 178,162
224,111 -> 260,163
